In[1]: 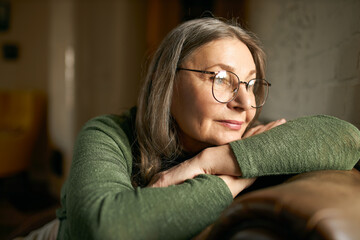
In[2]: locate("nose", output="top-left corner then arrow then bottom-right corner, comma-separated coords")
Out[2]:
226,84 -> 253,110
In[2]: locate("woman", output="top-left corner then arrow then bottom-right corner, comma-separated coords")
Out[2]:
56,17 -> 360,239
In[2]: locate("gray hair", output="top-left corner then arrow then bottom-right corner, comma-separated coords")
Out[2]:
134,17 -> 266,186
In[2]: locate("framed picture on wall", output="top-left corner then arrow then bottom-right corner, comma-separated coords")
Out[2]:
0,1 -> 10,32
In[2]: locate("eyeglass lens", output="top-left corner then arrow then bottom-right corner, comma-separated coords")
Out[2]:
212,71 -> 268,108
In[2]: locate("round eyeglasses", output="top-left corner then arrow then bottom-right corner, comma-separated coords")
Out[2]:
177,68 -> 271,108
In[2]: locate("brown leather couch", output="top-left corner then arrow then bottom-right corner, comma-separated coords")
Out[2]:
198,168 -> 360,240
9,169 -> 360,239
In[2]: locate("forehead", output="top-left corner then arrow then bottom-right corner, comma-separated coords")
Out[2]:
183,38 -> 255,73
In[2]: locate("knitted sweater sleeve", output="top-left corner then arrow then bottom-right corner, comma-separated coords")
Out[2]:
61,115 -> 233,240
230,115 -> 360,178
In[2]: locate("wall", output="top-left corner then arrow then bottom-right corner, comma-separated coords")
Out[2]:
48,0 -> 147,184
0,0 -> 49,91
48,0 -> 76,193
245,0 -> 360,128
74,0 -> 147,134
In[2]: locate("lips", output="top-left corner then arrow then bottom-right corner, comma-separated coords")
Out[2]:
217,120 -> 244,130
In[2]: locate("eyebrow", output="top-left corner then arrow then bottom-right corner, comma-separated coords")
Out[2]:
246,69 -> 257,79
206,63 -> 257,79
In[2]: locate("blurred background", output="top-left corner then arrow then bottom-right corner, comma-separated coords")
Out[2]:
0,0 -> 359,238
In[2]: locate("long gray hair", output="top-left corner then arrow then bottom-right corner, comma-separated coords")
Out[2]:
135,17 -> 266,186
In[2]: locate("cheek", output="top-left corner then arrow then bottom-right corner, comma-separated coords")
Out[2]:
171,80 -> 216,133
246,109 -> 257,126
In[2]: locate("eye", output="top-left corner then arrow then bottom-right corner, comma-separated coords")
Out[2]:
214,71 -> 232,86
215,76 -> 231,85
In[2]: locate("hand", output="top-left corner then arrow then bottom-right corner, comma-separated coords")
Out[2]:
148,145 -> 241,188
149,160 -> 256,198
243,118 -> 286,139
148,158 -> 205,188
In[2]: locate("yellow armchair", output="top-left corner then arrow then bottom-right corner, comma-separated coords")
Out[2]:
0,90 -> 47,177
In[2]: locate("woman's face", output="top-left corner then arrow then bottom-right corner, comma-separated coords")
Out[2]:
171,38 -> 257,153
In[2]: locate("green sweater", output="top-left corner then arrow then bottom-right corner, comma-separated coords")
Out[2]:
56,109 -> 360,240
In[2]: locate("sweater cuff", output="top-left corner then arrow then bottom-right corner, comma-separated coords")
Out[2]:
229,130 -> 307,178
229,140 -> 263,178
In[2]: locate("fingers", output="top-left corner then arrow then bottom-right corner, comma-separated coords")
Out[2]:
260,118 -> 286,133
148,169 -> 182,188
242,125 -> 265,138
243,118 -> 287,138
148,159 -> 205,188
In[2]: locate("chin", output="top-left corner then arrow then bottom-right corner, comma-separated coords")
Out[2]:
211,129 -> 245,145
210,136 -> 241,146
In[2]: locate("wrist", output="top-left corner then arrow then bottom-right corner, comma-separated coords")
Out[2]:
196,145 -> 241,176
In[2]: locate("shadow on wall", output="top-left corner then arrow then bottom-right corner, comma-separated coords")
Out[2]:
326,34 -> 360,128
245,0 -> 360,127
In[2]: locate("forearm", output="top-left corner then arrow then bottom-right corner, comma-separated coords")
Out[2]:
67,174 -> 232,240
230,115 -> 360,178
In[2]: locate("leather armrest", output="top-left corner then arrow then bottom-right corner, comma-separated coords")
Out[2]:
204,169 -> 360,240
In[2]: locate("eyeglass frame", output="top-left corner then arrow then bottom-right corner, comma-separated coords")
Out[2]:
176,67 -> 271,108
